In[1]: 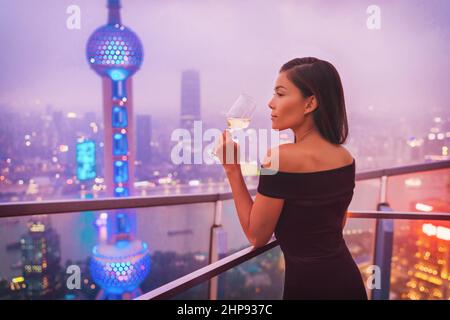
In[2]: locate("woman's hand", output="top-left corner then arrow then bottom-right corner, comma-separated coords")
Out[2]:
214,130 -> 241,173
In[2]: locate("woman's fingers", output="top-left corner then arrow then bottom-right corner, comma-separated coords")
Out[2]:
215,130 -> 239,164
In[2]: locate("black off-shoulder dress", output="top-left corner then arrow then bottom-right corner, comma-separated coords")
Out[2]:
257,158 -> 367,300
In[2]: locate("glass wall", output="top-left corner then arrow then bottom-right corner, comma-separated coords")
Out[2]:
387,168 -> 450,300
0,202 -> 215,300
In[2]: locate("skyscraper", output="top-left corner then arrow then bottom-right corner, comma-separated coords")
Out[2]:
86,0 -> 150,299
178,70 -> 203,182
136,114 -> 152,165
20,215 -> 63,299
403,199 -> 450,299
180,70 -> 201,131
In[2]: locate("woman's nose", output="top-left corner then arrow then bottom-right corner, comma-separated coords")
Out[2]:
268,98 -> 275,110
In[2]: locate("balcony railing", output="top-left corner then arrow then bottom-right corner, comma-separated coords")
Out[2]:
0,159 -> 449,300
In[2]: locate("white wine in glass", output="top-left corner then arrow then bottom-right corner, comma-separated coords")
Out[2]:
226,117 -> 251,131
211,93 -> 257,158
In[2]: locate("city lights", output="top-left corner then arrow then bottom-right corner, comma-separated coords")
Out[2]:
58,145 -> 69,152
406,137 -> 424,148
12,277 -> 24,284
188,179 -> 200,186
415,203 -> 434,212
29,222 -> 46,233
404,178 -> 422,187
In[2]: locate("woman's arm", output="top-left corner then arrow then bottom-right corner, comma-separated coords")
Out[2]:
216,131 -> 284,248
224,167 -> 255,244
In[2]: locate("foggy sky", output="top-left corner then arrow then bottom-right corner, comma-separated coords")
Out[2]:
0,0 -> 449,123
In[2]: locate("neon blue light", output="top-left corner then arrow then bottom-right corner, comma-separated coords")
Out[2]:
114,186 -> 129,197
90,243 -> 151,295
113,133 -> 128,156
76,140 -> 96,180
112,106 -> 128,127
109,68 -> 128,81
114,161 -> 128,183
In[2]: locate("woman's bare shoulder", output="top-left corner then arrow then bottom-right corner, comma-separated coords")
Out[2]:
262,143 -> 306,171
263,143 -> 354,172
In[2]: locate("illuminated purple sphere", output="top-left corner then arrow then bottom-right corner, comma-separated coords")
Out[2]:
86,23 -> 143,80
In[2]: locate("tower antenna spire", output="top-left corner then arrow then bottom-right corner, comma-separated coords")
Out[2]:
108,0 -> 121,25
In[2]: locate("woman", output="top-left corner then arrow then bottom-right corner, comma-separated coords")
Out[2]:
214,57 -> 367,300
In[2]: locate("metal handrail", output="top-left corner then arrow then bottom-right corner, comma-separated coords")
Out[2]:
136,238 -> 280,300
1,160 -> 448,218
347,210 -> 450,221
135,210 -> 450,300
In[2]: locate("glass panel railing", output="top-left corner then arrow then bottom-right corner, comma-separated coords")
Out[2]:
220,199 -> 251,255
351,178 -> 382,211
169,283 -> 209,300
221,190 -> 378,299
343,218 -> 376,299
167,245 -> 283,300
387,168 -> 450,300
386,167 -> 449,212
216,246 -> 284,300
136,203 -> 215,299
341,179 -> 381,298
0,202 -> 215,300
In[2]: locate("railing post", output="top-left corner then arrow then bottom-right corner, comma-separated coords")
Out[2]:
371,202 -> 394,300
208,200 -> 227,300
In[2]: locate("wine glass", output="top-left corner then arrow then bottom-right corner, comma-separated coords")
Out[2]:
211,93 -> 257,159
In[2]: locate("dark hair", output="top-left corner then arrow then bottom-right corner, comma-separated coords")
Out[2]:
280,57 -> 349,145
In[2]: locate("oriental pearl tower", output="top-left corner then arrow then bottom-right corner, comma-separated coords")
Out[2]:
86,0 -> 150,300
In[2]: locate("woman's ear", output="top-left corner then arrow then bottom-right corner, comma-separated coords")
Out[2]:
304,96 -> 318,115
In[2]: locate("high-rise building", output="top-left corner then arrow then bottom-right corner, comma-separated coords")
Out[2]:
402,199 -> 450,300
20,215 -> 63,299
136,114 -> 152,165
391,198 -> 450,300
180,70 -> 201,131
178,70 -> 202,182
86,0 -> 150,299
